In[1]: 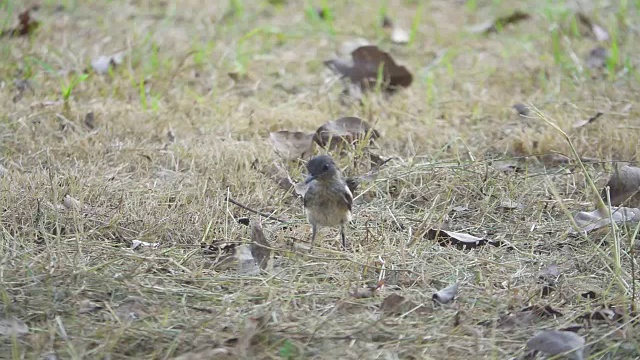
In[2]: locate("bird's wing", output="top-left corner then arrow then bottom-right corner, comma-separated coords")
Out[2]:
343,184 -> 353,212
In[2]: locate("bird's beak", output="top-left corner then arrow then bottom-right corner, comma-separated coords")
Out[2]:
304,175 -> 315,184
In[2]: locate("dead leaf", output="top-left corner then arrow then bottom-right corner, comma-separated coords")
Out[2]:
250,220 -> 270,270
313,116 -> 379,150
91,52 -> 125,75
586,46 -> 608,69
0,314 -> 29,336
471,10 -> 530,34
269,131 -> 314,160
253,160 -> 294,192
570,206 -> 640,234
84,111 -> 96,129
325,45 -> 412,93
236,244 -> 260,275
601,165 -> 640,207
526,330 -> 585,360
425,228 -> 502,249
433,282 -> 459,305
62,194 -> 81,210
576,12 -> 609,42
1,8 -> 40,38
573,112 -> 603,128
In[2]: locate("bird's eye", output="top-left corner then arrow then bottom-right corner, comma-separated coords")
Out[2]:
322,164 -> 330,171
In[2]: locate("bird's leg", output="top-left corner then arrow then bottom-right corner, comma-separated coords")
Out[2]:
309,224 -> 318,251
340,224 -> 347,250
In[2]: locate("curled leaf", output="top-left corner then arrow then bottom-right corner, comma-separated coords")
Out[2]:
526,330 -> 585,360
572,112 -> 603,128
433,282 -> 459,305
0,315 -> 29,336
325,45 -> 412,93
570,207 -> 640,234
250,219 -> 271,270
236,244 -> 260,276
269,131 -> 314,160
601,165 -> 640,207
314,116 -> 379,149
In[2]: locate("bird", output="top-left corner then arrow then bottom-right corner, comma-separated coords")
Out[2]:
303,154 -> 353,250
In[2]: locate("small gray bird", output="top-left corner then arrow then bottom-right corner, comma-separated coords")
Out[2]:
303,155 -> 353,250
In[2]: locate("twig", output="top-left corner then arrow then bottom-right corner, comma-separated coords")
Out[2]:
225,196 -> 288,223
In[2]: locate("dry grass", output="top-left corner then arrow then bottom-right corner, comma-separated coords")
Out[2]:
1,0 -> 639,359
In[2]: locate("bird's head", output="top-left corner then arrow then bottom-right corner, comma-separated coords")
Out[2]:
305,155 -> 339,183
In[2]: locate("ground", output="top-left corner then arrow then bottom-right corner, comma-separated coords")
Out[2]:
1,0 -> 639,359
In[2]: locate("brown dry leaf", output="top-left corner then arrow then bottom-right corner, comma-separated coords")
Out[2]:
314,116 -> 379,150
586,46 -> 608,69
433,282 -> 459,305
1,8 -> 40,38
0,314 -> 29,336
576,12 -> 609,42
324,45 -> 413,93
601,165 -> 640,207
236,244 -> 260,276
250,219 -> 271,270
570,207 -> 640,234
84,111 -> 96,129
269,131 -> 314,160
471,10 -> 530,34
253,160 -> 294,192
573,112 -> 603,128
91,52 -> 125,75
526,330 -> 585,360
425,228 -> 502,249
